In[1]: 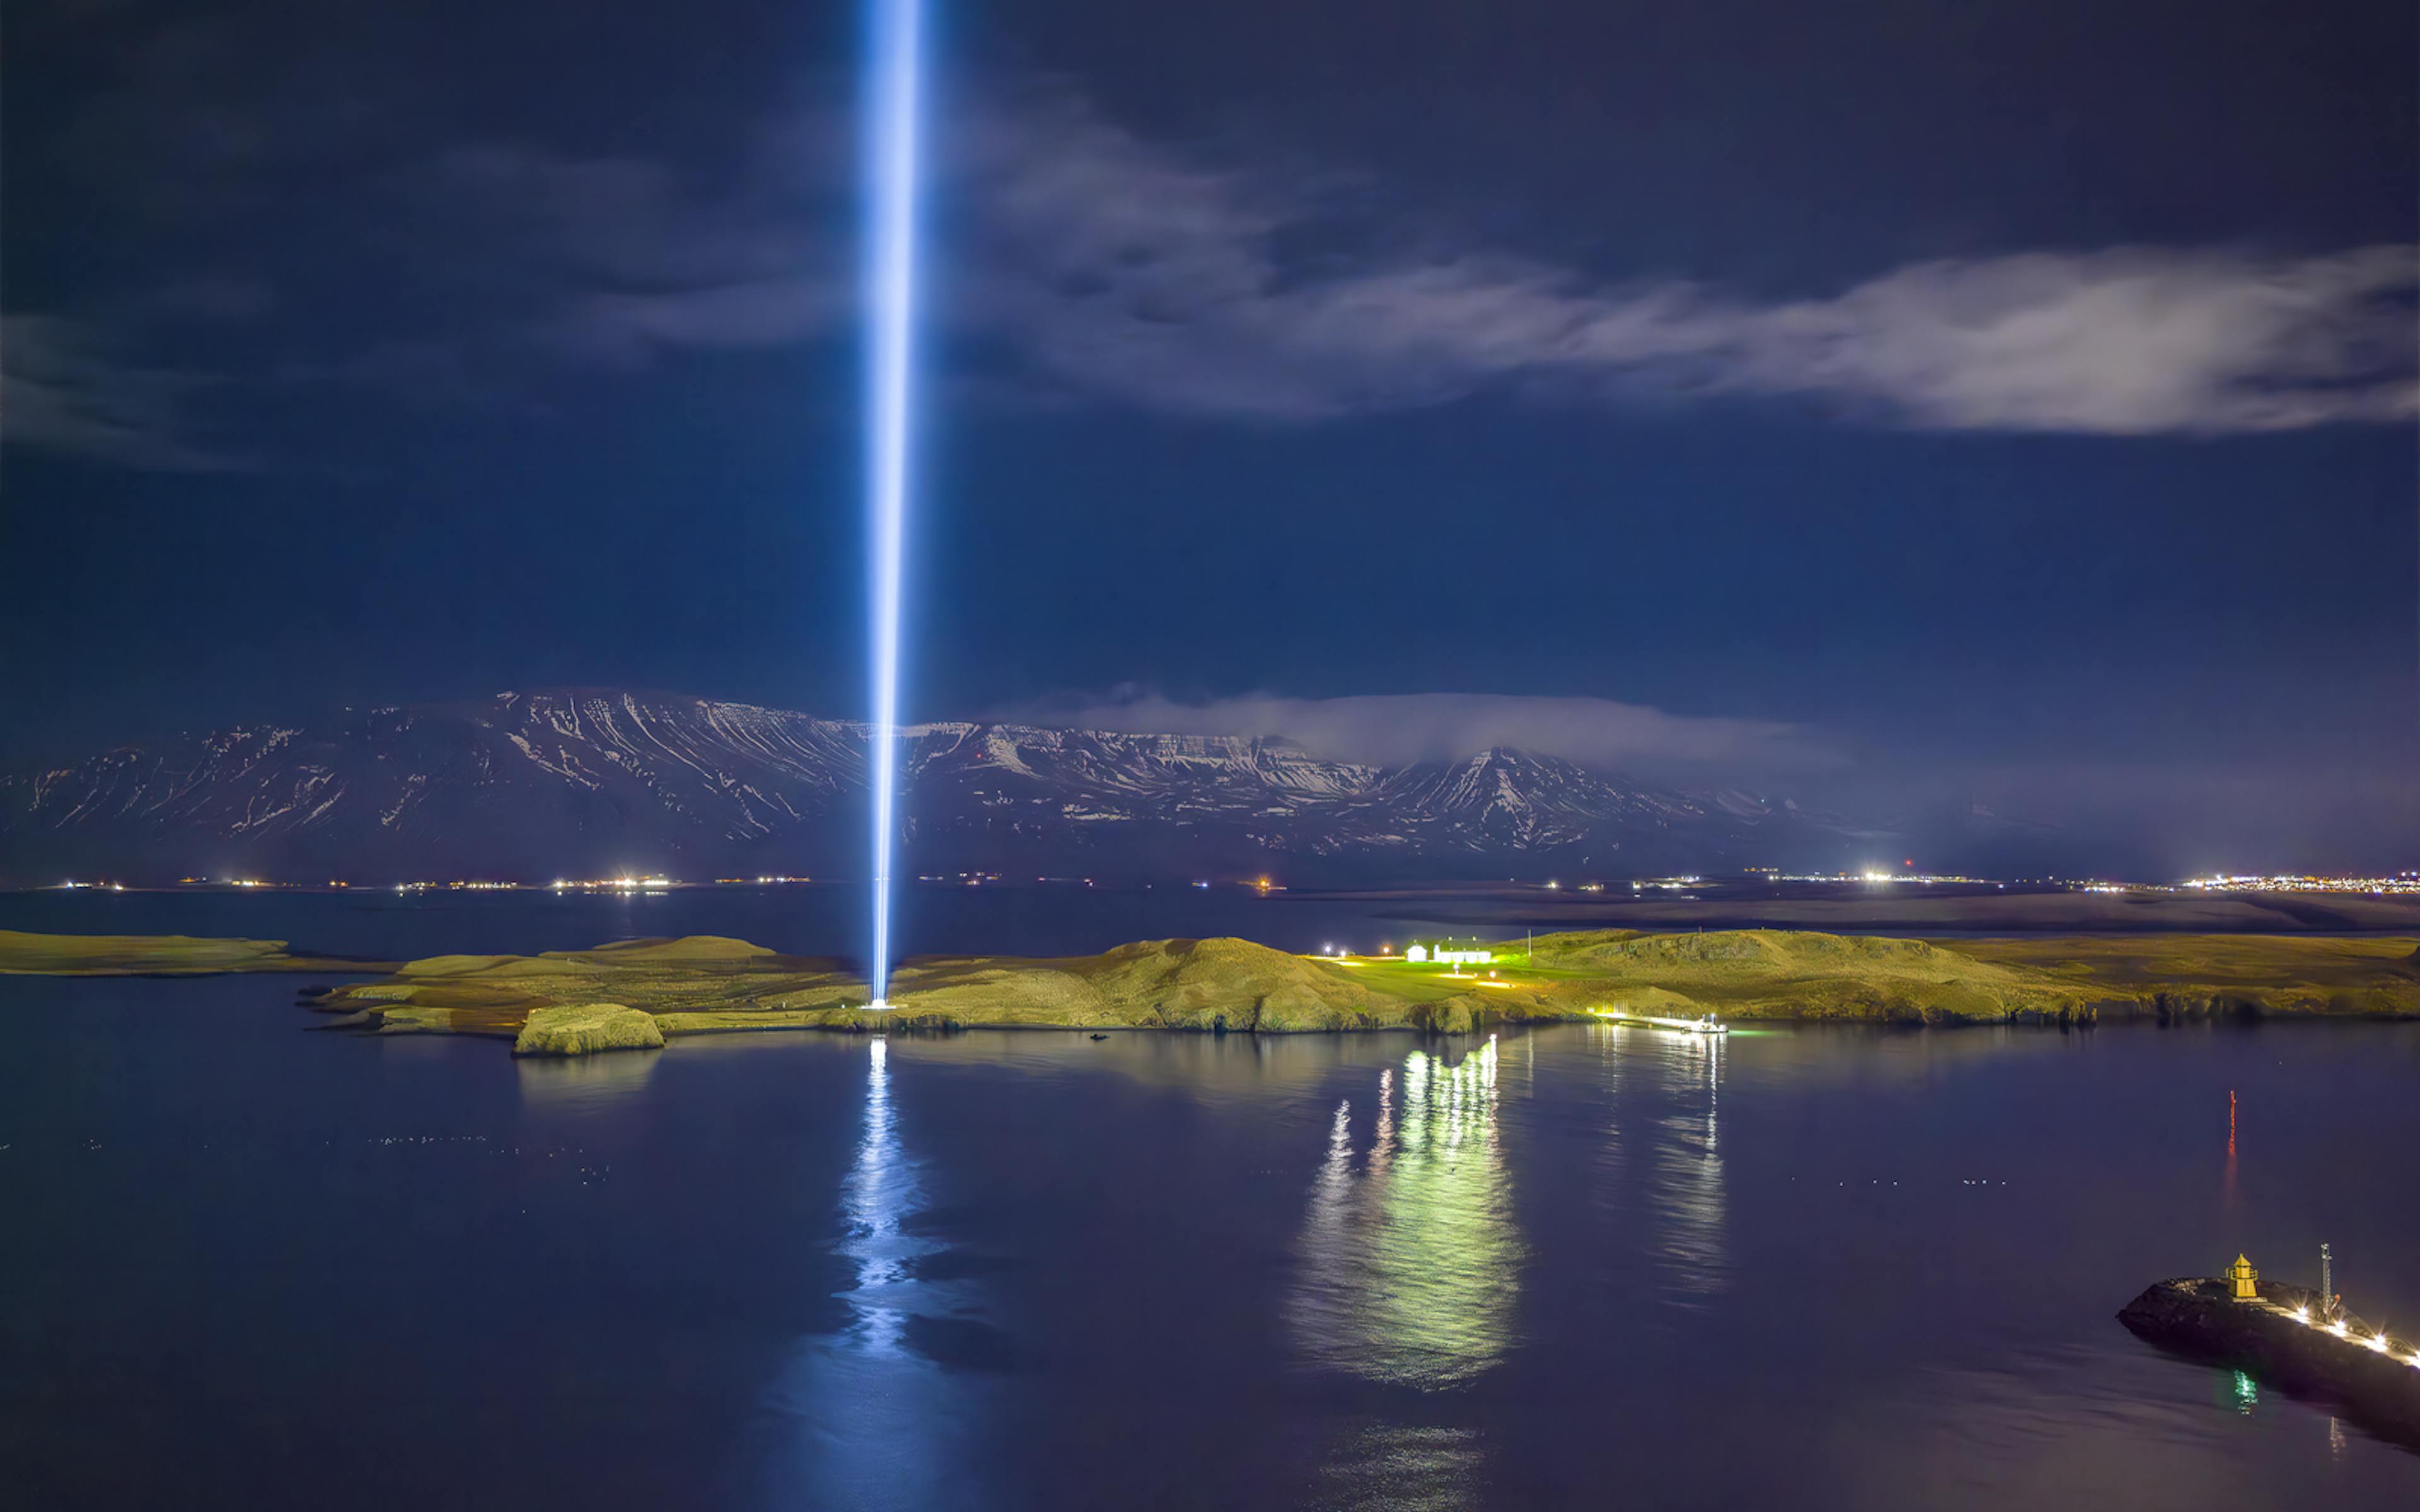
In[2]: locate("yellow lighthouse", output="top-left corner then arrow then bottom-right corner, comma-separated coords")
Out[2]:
2227,1254 -> 2259,1301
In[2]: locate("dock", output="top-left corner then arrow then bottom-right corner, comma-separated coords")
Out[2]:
1592,1010 -> 1729,1036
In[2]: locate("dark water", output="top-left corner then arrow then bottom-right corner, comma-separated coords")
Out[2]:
6,961 -> 2417,1508
0,885 -> 1481,963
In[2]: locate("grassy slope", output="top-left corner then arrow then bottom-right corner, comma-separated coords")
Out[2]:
322,936 -> 864,1038
1952,934 -> 2420,1017
1518,929 -> 2097,1022
892,938 -> 1553,1032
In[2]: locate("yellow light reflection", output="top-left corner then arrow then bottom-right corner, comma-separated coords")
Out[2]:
1651,1029 -> 1727,1302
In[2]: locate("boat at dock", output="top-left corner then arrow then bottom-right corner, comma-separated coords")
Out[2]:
1593,1010 -> 1729,1036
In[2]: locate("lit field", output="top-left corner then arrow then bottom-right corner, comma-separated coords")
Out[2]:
5,928 -> 2412,1049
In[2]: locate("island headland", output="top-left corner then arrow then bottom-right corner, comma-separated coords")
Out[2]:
5,927 -> 2411,1051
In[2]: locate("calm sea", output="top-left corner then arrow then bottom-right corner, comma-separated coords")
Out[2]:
3,892 -> 2416,1508
0,883 -> 1503,963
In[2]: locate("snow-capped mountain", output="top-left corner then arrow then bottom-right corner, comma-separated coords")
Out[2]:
0,690 -> 1856,883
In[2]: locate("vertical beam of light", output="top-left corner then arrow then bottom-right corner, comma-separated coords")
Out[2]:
863,0 -> 925,1007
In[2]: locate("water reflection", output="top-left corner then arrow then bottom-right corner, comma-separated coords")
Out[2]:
2222,1088 -> 2238,1213
1645,1028 -> 1727,1304
759,1038 -> 986,1511
1311,1421 -> 1489,1512
512,1046 -> 659,1111
1289,1037 -> 1523,1390
837,1040 -> 924,1351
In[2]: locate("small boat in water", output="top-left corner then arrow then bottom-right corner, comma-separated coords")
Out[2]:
1594,1010 -> 1729,1036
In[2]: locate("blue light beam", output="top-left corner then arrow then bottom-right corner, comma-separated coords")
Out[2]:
863,0 -> 925,1008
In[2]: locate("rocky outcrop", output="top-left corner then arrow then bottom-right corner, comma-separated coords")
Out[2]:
2119,1277 -> 2420,1449
512,1002 -> 666,1057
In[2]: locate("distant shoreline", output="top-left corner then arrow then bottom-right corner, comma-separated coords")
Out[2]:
11,880 -> 2416,938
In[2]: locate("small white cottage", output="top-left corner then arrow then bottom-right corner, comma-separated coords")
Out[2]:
1405,940 -> 1493,966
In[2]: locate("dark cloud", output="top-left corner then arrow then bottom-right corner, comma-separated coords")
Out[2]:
8,30 -> 2411,472
0,313 -> 245,470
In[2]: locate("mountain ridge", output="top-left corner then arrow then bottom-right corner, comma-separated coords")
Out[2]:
0,688 -> 1863,884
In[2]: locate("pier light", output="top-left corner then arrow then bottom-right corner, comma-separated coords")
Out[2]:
2329,1319 -> 2349,1338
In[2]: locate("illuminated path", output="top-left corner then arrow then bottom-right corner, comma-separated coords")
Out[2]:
863,0 -> 925,1007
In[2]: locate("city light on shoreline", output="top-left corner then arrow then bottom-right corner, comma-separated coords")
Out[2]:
2184,873 -> 2420,896
21,866 -> 2414,900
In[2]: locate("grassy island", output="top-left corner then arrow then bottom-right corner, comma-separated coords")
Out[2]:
0,929 -> 391,976
304,927 -> 2419,1046
4,926 -> 2412,1051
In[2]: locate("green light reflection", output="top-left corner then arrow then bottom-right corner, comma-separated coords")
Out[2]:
1288,1037 -> 1523,1389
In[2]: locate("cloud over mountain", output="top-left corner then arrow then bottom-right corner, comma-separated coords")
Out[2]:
1006,689 -> 1828,781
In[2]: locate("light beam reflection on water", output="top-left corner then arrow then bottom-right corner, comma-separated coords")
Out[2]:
758,1038 -> 991,1512
838,1038 -> 923,1352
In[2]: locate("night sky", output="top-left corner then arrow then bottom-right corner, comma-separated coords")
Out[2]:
4,0 -> 2416,871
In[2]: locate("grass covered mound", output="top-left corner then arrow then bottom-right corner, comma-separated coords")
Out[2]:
512,1002 -> 666,1057
316,936 -> 863,1038
0,929 -> 388,976
1954,934 -> 2420,1019
897,937 -> 1507,1032
1521,929 -> 2089,1022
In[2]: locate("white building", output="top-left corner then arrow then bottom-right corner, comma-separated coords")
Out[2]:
1405,941 -> 1493,966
